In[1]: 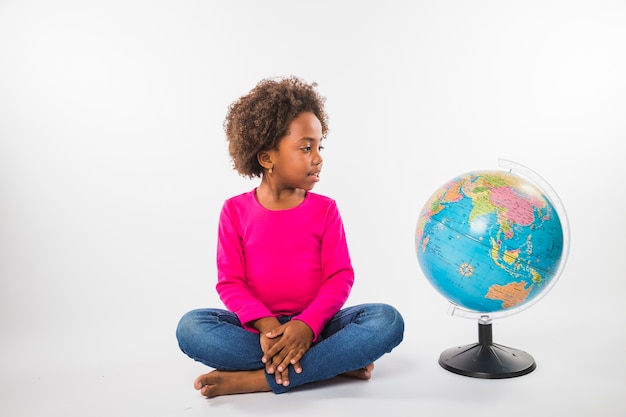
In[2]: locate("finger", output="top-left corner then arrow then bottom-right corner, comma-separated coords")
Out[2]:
265,325 -> 286,339
276,367 -> 290,386
261,336 -> 283,367
269,350 -> 288,373
264,342 -> 291,368
266,353 -> 288,374
289,349 -> 306,366
265,349 -> 288,374
263,343 -> 282,359
276,346 -> 305,373
291,360 -> 303,374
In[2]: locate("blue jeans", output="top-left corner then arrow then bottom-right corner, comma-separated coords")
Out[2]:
176,303 -> 404,394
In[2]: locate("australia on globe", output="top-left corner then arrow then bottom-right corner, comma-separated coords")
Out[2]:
415,169 -> 565,315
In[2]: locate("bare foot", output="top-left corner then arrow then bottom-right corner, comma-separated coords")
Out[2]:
193,369 -> 271,398
340,363 -> 375,380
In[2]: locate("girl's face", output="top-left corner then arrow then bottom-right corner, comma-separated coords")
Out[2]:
269,112 -> 324,191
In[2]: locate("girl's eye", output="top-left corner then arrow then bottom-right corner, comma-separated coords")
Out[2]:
302,145 -> 323,152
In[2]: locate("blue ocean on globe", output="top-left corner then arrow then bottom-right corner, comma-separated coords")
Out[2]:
415,170 -> 565,314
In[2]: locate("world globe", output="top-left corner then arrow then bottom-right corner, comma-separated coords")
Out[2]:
415,160 -> 570,378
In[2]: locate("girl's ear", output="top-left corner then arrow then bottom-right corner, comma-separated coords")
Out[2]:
257,151 -> 273,170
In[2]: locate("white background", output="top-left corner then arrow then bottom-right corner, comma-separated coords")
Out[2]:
1,1 -> 625,416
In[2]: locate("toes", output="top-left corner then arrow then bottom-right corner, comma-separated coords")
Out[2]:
200,386 -> 214,398
194,372 -> 214,390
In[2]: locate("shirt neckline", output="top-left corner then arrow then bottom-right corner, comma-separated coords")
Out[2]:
252,188 -> 310,212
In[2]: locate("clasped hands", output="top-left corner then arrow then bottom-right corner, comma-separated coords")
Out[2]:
256,318 -> 313,387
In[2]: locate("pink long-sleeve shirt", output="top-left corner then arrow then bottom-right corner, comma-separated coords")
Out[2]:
215,189 -> 354,341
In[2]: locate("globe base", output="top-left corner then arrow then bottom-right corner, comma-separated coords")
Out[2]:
438,321 -> 536,379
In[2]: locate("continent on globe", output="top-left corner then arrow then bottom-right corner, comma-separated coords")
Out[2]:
485,281 -> 532,309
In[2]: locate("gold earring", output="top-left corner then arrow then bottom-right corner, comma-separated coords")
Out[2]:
269,166 -> 273,174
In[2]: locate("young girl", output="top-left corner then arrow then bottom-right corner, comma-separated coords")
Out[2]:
176,76 -> 404,398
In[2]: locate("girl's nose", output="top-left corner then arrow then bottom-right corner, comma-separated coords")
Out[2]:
313,150 -> 323,165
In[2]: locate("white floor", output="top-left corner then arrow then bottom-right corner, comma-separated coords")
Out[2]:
2,297 -> 624,417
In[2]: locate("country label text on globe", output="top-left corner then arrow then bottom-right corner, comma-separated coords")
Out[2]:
415,170 -> 565,313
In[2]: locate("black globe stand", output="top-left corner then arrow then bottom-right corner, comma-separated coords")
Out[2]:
438,317 -> 536,379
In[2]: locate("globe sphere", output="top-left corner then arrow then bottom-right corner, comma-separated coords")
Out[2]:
415,167 -> 567,318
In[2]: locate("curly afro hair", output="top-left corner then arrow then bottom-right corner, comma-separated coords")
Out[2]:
223,76 -> 329,178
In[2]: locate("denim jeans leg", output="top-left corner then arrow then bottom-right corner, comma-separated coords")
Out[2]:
176,308 -> 265,371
